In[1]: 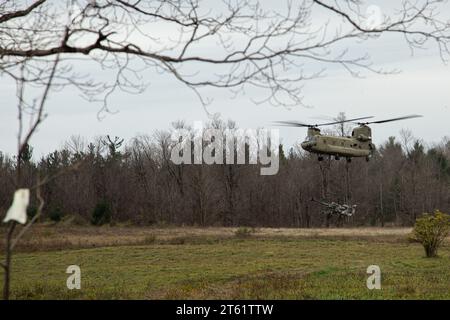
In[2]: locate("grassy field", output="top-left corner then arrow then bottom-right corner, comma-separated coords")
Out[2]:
0,226 -> 449,299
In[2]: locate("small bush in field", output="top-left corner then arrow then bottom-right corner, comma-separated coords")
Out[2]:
143,235 -> 156,245
412,210 -> 450,258
49,207 -> 63,222
91,202 -> 112,226
168,237 -> 186,245
235,227 -> 254,238
66,214 -> 88,226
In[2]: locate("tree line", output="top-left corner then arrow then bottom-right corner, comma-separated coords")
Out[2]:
1,119 -> 449,228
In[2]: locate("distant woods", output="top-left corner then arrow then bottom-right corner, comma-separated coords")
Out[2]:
0,122 -> 449,228
2,1 -> 450,228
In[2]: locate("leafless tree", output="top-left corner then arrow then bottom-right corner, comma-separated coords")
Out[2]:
0,50 -> 61,299
2,0 -> 450,299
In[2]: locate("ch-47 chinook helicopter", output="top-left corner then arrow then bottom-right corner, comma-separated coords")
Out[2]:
274,115 -> 422,162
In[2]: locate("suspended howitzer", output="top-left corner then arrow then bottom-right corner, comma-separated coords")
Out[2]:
311,198 -> 356,217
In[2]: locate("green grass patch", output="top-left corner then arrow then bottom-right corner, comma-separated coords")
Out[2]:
1,237 -> 450,299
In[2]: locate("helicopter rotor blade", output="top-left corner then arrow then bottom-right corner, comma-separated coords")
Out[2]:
273,116 -> 374,128
272,121 -> 312,127
357,114 -> 423,125
317,116 -> 374,127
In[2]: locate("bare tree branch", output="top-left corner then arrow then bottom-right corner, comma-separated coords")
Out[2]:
1,0 -> 449,109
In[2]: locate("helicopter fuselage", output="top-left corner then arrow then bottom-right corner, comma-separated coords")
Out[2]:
277,115 -> 422,160
301,125 -> 374,159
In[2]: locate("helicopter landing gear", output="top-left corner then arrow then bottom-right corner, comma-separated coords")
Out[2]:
346,157 -> 352,163
365,155 -> 371,162
318,155 -> 324,161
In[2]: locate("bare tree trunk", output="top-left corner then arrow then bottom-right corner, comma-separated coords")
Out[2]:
345,161 -> 351,204
2,222 -> 17,300
319,157 -> 331,227
379,182 -> 384,227
305,204 -> 310,228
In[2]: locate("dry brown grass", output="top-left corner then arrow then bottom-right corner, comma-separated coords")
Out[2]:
0,225 -> 421,252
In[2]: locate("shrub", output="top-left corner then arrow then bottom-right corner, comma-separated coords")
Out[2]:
61,214 -> 88,226
49,207 -> 63,222
412,210 -> 450,258
234,227 -> 255,238
143,235 -> 156,245
91,201 -> 112,226
168,237 -> 186,245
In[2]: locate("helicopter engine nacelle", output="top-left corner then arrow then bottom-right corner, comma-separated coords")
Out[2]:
307,127 -> 321,137
352,125 -> 372,142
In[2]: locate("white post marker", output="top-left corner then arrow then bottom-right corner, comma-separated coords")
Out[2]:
3,189 -> 30,225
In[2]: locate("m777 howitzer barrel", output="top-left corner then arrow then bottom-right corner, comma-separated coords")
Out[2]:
310,198 -> 334,207
310,198 -> 356,216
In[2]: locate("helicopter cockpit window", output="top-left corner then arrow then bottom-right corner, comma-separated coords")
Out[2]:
305,135 -> 315,142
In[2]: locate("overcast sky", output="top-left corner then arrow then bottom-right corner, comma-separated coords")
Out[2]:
1,2 -> 449,159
